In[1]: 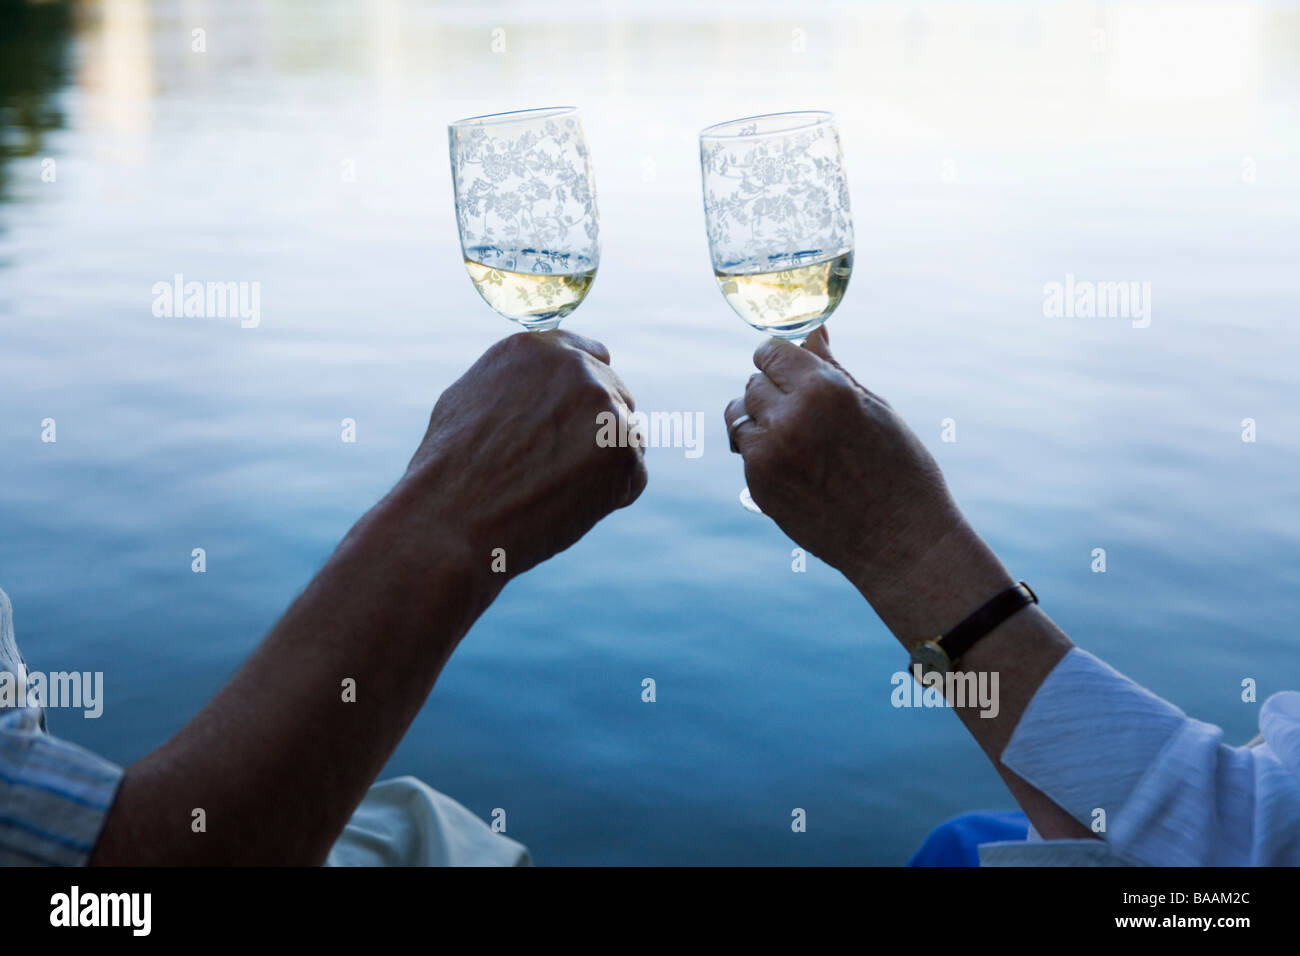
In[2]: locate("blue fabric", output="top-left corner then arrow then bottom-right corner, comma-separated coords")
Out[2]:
907,810 -> 1029,867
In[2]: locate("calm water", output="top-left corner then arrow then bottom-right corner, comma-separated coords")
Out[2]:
2,0 -> 1299,864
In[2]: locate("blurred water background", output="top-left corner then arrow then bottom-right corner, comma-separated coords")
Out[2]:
1,0 -> 1298,864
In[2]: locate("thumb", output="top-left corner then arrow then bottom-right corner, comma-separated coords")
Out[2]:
801,324 -> 892,409
802,324 -> 836,364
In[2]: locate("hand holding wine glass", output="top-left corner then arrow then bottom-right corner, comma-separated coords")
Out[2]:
723,327 -> 965,602
699,110 -> 855,510
405,329 -> 647,583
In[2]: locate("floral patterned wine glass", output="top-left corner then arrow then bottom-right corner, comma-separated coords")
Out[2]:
449,107 -> 600,331
699,111 -> 854,512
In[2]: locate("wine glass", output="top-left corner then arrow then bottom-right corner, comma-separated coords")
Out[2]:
448,106 -> 600,331
699,110 -> 854,512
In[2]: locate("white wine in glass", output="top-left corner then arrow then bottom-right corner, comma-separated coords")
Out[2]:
449,106 -> 600,331
699,111 -> 855,511
462,256 -> 596,326
715,250 -> 853,339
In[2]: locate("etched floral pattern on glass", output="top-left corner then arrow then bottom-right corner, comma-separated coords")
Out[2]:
449,107 -> 600,329
699,112 -> 854,342
700,114 -> 852,275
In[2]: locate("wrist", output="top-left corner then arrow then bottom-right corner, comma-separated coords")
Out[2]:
366,463 -> 507,622
853,519 -> 1016,649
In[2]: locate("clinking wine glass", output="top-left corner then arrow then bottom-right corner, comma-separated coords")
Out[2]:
698,110 -> 855,513
449,106 -> 600,331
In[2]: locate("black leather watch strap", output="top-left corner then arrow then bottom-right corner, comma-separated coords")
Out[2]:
939,581 -> 1038,665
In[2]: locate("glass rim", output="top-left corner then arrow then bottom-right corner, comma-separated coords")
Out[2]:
699,110 -> 836,141
449,106 -> 579,131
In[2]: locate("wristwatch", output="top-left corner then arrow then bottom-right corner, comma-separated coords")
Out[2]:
909,581 -> 1038,676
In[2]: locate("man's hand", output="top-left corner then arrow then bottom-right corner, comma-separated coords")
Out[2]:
724,326 -> 962,601
404,329 -> 647,582
92,329 -> 646,865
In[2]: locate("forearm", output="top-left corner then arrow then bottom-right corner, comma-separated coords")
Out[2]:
92,468 -> 500,865
855,520 -> 1092,840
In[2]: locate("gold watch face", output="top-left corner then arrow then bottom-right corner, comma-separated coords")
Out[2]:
909,640 -> 951,678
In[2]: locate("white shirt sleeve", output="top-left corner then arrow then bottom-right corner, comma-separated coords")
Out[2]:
325,776 -> 531,866
1000,647 -> 1300,866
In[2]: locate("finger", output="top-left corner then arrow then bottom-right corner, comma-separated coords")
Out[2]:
546,328 -> 611,365
800,325 -> 893,410
723,396 -> 748,431
723,396 -> 763,455
613,398 -> 644,450
743,372 -> 783,422
753,337 -> 819,391
616,450 -> 649,510
802,325 -> 834,362
592,400 -> 646,510
610,394 -> 648,504
584,354 -> 636,412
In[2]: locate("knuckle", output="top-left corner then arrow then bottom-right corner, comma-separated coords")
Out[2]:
573,347 -> 607,379
495,331 -> 535,358
809,367 -> 855,406
807,366 -> 839,394
763,411 -> 809,457
576,378 -> 613,410
764,414 -> 797,446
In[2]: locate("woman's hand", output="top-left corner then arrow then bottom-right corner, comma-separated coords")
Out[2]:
724,326 -> 964,603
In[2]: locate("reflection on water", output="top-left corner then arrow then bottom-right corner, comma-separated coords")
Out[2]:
0,0 -> 73,199
1,0 -> 1299,865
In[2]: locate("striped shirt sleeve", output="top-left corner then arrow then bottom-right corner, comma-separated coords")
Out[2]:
0,588 -> 123,866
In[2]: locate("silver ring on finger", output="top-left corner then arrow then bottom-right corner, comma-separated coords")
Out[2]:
727,413 -> 754,453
